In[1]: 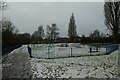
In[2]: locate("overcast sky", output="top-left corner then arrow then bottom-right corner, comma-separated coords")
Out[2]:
4,2 -> 108,37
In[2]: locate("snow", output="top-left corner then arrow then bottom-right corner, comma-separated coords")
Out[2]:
30,43 -> 119,78
2,45 -> 32,78
2,43 -> 118,78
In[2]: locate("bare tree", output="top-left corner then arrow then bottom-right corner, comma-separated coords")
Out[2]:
2,18 -> 18,35
89,29 -> 100,38
2,18 -> 18,48
0,0 -> 7,10
46,25 -> 52,40
104,0 -> 120,42
51,24 -> 59,40
46,24 -> 59,43
0,0 -> 7,33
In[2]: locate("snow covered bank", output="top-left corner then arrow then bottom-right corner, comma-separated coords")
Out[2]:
2,45 -> 32,78
30,50 -> 118,78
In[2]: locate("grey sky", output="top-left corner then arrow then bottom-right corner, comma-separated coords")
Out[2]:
4,2 -> 108,37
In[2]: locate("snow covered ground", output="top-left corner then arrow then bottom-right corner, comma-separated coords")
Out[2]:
30,43 -> 119,78
2,45 -> 32,78
2,44 -> 119,78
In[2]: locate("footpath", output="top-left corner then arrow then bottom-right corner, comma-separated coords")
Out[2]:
2,45 -> 32,79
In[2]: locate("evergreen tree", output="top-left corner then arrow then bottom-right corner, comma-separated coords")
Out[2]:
31,25 -> 44,43
68,13 -> 77,42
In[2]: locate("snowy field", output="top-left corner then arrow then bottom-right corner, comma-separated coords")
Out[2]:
30,43 -> 119,78
2,44 -> 119,78
31,43 -> 106,59
30,50 -> 118,78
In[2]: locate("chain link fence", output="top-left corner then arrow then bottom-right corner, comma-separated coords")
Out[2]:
31,44 -> 107,59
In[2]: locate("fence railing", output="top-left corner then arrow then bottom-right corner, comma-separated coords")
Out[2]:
31,44 -> 119,59
106,44 -> 119,54
2,44 -> 22,58
32,46 -> 106,59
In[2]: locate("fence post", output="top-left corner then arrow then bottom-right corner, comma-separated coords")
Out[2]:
96,46 -> 98,52
48,48 -> 50,59
106,45 -> 107,54
71,48 -> 72,57
89,47 -> 92,55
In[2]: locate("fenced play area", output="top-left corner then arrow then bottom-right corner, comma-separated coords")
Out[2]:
30,43 -> 119,59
